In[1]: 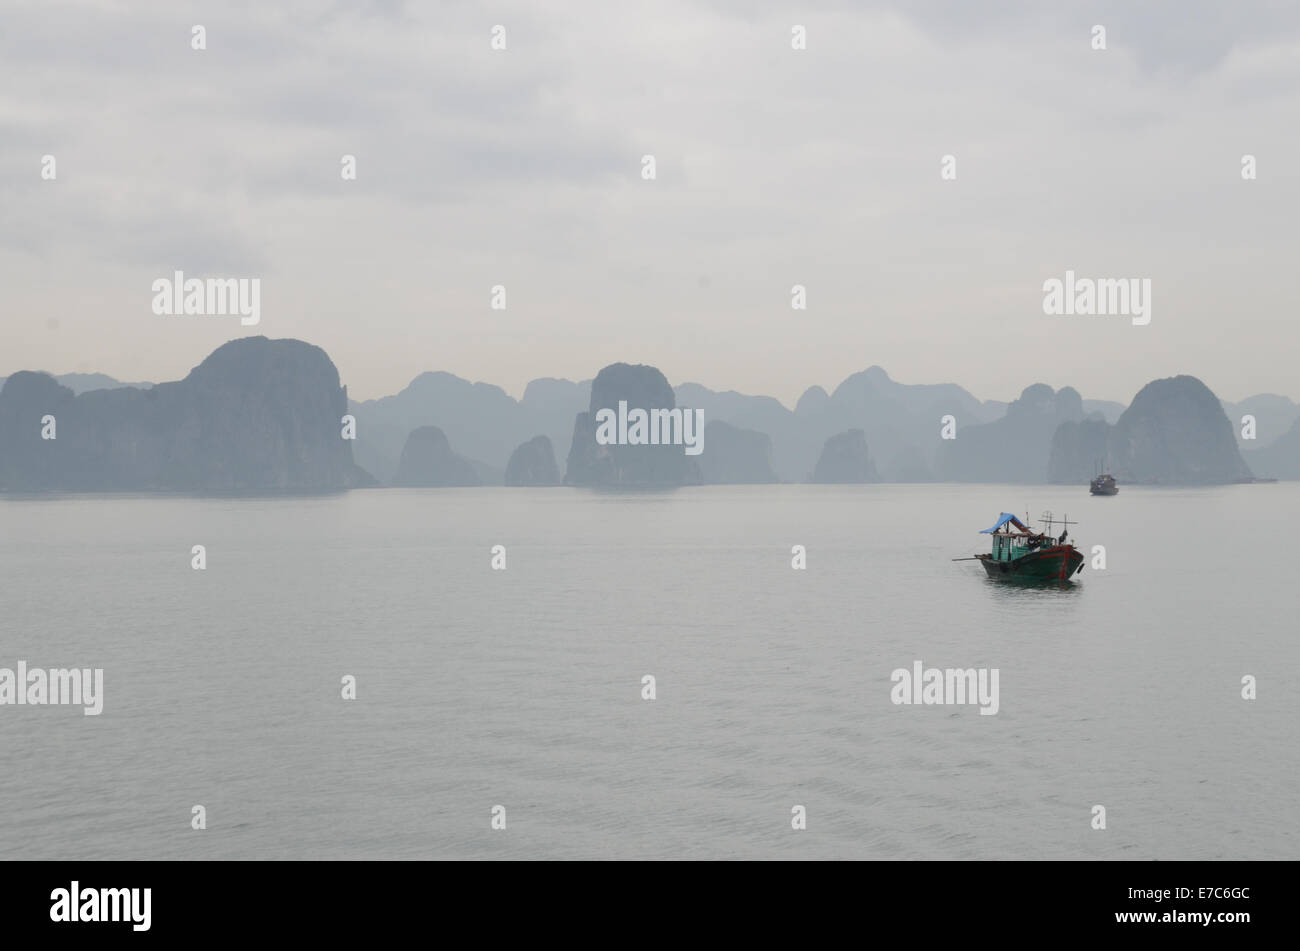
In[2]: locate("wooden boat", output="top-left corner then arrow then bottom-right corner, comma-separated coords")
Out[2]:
965,512 -> 1084,582
1089,474 -> 1118,495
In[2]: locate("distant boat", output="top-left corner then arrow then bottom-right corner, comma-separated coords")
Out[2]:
963,512 -> 1084,582
1089,473 -> 1118,495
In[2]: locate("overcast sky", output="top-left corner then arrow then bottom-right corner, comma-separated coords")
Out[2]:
2,0 -> 1298,407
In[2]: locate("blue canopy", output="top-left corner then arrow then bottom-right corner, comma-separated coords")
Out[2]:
980,513 -> 1027,534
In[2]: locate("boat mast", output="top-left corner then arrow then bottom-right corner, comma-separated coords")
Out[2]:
1039,510 -> 1078,537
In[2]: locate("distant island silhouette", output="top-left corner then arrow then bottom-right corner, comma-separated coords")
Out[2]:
2,336 -> 1289,491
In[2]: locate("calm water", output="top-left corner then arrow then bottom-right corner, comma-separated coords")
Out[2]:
1,484 -> 1296,860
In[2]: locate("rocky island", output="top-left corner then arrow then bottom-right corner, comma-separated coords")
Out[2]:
0,337 -> 369,491
1049,375 -> 1252,484
564,363 -> 702,486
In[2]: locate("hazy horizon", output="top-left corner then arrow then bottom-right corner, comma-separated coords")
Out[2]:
1,341 -> 1291,411
3,0 -> 1298,408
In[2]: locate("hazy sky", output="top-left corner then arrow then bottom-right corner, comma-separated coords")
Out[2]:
2,0 -> 1298,407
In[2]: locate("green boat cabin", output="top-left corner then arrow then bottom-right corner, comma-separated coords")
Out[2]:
980,513 -> 1043,563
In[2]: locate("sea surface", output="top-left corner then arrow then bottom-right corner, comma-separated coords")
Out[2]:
1,484 -> 1296,860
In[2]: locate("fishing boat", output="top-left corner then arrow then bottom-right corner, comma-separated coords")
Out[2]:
962,512 -> 1084,582
1089,473 -> 1118,496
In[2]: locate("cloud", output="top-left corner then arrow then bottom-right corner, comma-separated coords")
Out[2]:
2,0 -> 1298,407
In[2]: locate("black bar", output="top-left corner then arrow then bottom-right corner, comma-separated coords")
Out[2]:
2,860 -> 1278,939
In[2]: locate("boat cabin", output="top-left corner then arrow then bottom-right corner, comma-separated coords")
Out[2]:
979,513 -> 1043,563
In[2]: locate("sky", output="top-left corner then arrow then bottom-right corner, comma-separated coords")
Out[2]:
2,0 -> 1298,407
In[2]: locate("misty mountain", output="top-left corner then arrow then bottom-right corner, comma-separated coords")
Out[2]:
391,426 -> 482,487
565,363 -> 702,487
1082,399 -> 1126,424
505,435 -> 561,486
6,336 -> 1293,490
348,372 -> 520,485
795,385 -> 829,414
0,372 -> 152,395
348,372 -> 588,485
934,384 -> 1084,483
1221,394 -> 1300,450
520,377 -> 591,469
810,429 -> 879,483
813,367 -> 1004,482
0,338 -> 368,491
673,382 -> 802,480
1242,414 -> 1300,480
335,359 -> 1288,486
1049,376 -> 1252,485
680,366 -> 1004,482
698,421 -> 779,484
